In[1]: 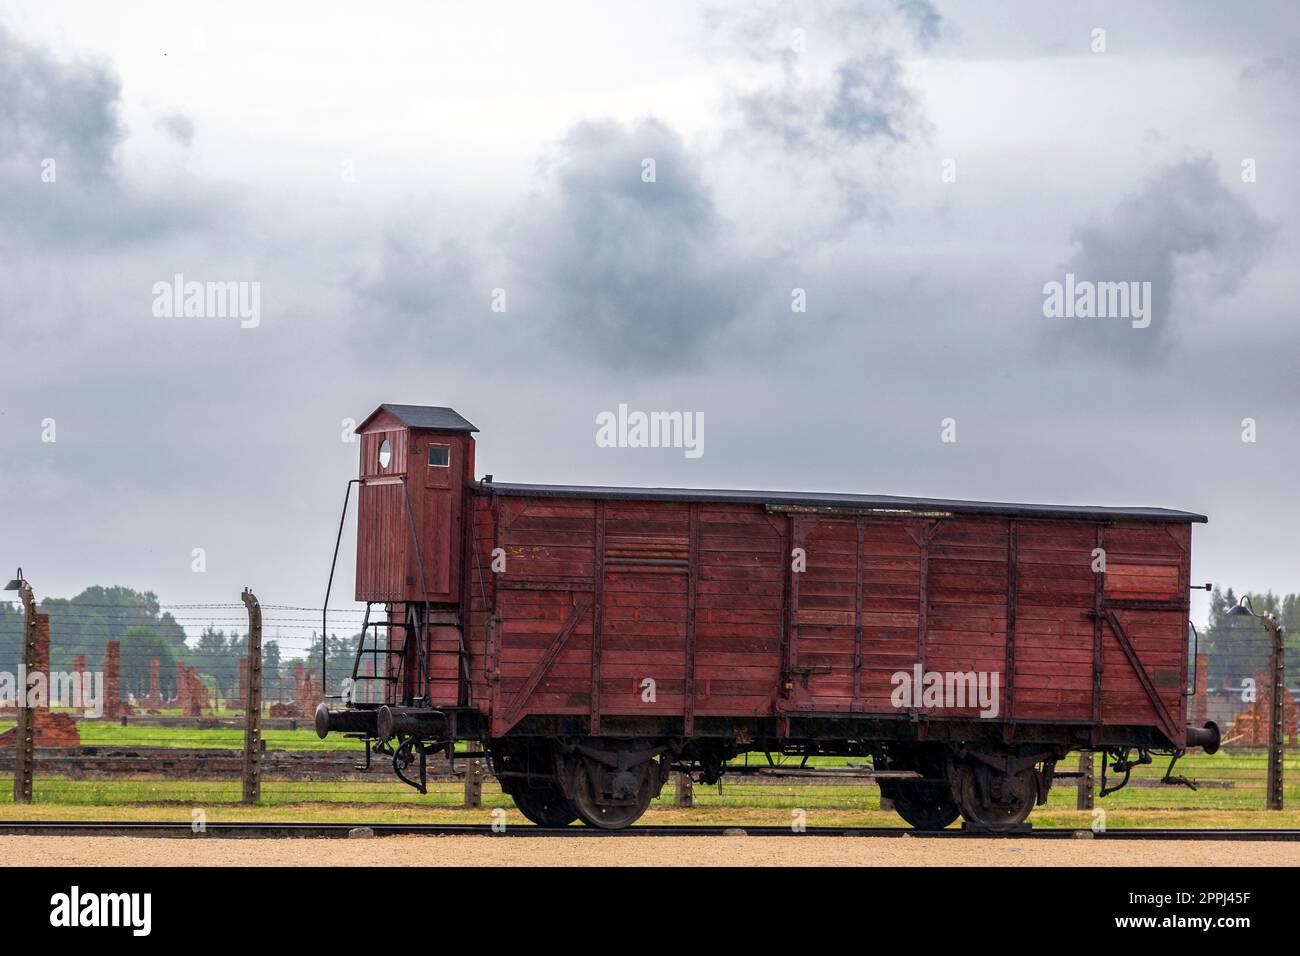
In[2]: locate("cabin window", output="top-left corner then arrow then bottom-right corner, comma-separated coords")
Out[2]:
378,439 -> 392,470
428,445 -> 450,467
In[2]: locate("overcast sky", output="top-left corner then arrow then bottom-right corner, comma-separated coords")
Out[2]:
1,0 -> 1297,631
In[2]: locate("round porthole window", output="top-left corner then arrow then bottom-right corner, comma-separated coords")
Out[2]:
378,438 -> 392,470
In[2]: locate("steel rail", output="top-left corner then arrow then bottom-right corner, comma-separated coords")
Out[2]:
0,821 -> 1298,840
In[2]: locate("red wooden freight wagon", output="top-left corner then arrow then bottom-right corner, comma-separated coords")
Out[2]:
317,404 -> 1218,830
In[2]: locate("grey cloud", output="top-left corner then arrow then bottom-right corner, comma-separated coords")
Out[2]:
346,232 -> 501,361
732,3 -> 934,154
0,26 -> 122,179
715,1 -> 937,232
349,3 -> 941,365
352,234 -> 479,321
709,0 -> 941,57
1241,50 -> 1300,82
825,54 -> 919,144
1046,157 -> 1276,364
1240,49 -> 1300,109
156,112 -> 195,147
0,27 -> 229,274
739,53 -> 920,150
505,118 -> 766,371
894,0 -> 943,45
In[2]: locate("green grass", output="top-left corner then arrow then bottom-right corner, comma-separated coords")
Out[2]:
75,723 -> 343,751
725,750 -> 1300,810
0,778 -> 479,807
0,721 -> 341,751
10,717 -> 1294,796
0,749 -> 1296,829
0,717 -> 1296,828
0,777 -> 1297,830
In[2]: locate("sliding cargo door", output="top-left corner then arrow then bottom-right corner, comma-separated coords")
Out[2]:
785,517 -> 926,714
919,518 -> 1008,720
489,497 -> 598,736
1010,522 -> 1096,723
786,518 -> 857,710
591,502 -> 691,728
1097,523 -> 1189,744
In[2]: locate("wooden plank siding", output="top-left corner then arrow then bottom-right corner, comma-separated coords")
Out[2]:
1012,522 -> 1097,720
464,489 -> 1192,745
923,518 -> 1010,720
1098,523 -> 1190,735
694,505 -> 783,716
355,413 -> 475,605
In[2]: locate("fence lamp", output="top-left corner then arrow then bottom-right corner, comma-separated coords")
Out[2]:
3,568 -> 24,591
1227,595 -> 1289,691
1227,595 -> 1284,634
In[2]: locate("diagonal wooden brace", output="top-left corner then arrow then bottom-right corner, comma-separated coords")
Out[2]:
498,594 -> 593,731
1102,609 -> 1181,746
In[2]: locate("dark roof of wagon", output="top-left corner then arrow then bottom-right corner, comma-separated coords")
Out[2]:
359,404 -> 478,432
473,482 -> 1207,523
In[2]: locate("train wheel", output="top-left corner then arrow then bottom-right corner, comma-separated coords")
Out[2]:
888,782 -> 960,830
875,746 -> 958,830
511,784 -> 579,828
955,765 -> 1037,830
569,759 -> 655,830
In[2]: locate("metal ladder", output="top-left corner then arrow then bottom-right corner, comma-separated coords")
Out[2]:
350,603 -> 408,705
420,603 -> 472,709
350,602 -> 473,708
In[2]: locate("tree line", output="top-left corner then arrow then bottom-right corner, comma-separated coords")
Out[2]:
0,586 -> 357,704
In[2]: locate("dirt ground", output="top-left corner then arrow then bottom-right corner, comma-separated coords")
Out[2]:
6,834 -> 1299,866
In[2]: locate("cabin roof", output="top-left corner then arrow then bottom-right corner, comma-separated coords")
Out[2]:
358,404 -> 479,433
473,481 -> 1207,523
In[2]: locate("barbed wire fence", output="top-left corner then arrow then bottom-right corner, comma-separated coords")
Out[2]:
0,588 -> 1294,820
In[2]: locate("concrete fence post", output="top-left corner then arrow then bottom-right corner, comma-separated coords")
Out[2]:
1266,620 -> 1286,811
1076,751 -> 1094,811
674,772 -> 694,808
12,577 -> 38,804
464,757 -> 485,808
241,588 -> 263,804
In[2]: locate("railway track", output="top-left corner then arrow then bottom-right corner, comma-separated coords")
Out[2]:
1,821 -> 1298,840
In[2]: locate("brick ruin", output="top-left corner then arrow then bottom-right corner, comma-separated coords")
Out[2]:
144,657 -> 164,711
101,640 -> 131,718
1190,646 -> 1299,749
0,612 -> 80,747
174,662 -> 211,717
1226,668 -> 1300,747
268,662 -> 323,718
293,662 -> 323,714
71,655 -> 86,709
